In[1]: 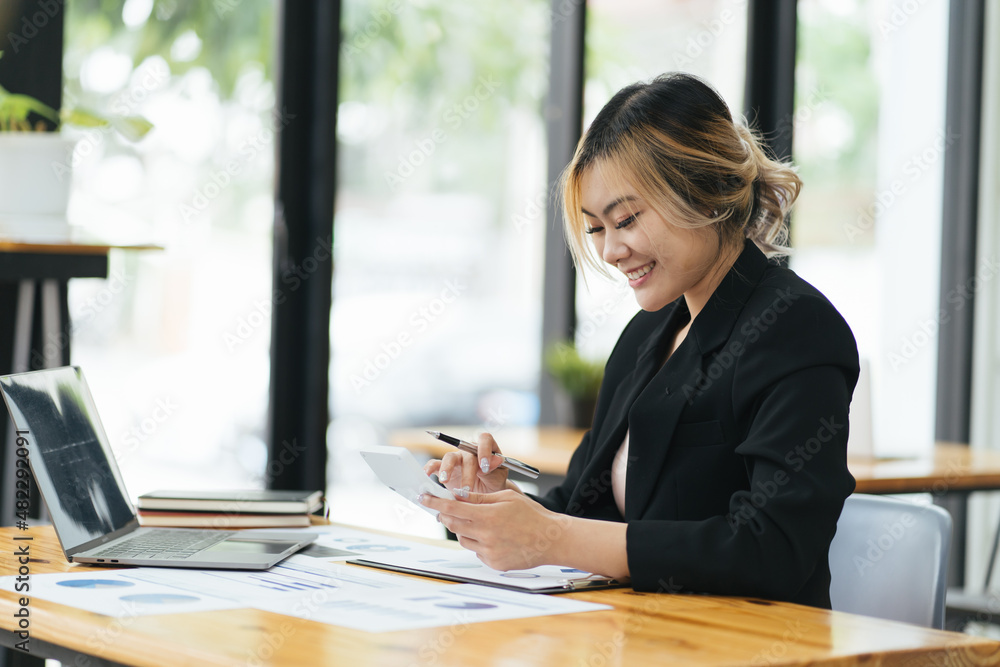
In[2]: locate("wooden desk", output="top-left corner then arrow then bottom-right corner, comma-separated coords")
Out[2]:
1,526 -> 997,666
850,443 -> 1000,494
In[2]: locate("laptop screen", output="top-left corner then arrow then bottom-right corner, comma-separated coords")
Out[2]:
0,367 -> 136,551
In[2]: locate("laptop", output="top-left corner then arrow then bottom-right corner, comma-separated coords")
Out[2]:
0,366 -> 316,570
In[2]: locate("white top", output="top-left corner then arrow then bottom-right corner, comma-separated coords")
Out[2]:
611,429 -> 630,516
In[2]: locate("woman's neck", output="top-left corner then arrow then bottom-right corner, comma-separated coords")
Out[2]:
682,242 -> 744,322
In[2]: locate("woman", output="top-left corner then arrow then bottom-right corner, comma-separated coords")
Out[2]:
421,73 -> 859,609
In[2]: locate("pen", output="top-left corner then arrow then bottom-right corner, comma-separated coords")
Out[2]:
425,431 -> 540,479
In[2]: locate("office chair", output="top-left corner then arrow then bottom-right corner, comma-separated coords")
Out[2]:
828,494 -> 952,629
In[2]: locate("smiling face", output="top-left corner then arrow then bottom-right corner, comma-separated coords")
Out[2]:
579,165 -> 727,313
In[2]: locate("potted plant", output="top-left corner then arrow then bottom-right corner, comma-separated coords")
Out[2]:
544,341 -> 604,429
0,56 -> 152,238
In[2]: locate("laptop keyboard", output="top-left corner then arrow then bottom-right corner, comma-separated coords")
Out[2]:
92,530 -> 233,560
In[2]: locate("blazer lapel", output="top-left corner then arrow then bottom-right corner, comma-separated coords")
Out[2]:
623,342 -> 696,519
570,299 -> 689,512
624,240 -> 772,519
687,239 -> 771,358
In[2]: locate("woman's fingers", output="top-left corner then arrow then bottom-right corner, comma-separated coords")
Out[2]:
436,451 -> 462,483
420,491 -> 555,571
474,433 -> 510,493
437,451 -> 474,496
426,433 -> 510,498
422,494 -> 496,539
476,433 -> 504,474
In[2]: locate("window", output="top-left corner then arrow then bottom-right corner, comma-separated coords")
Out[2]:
65,0 -> 278,495
791,0 -> 948,457
330,0 -> 550,533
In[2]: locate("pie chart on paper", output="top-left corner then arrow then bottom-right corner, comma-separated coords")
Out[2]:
434,601 -> 497,610
56,579 -> 134,589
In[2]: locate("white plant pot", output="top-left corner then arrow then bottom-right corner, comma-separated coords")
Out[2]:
0,133 -> 77,239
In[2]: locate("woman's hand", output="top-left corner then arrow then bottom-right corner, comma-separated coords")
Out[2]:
420,490 -> 572,571
423,432 -> 512,498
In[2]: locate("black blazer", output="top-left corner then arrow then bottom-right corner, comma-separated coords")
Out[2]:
535,239 -> 859,608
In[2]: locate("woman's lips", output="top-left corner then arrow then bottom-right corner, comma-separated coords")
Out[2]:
626,261 -> 655,287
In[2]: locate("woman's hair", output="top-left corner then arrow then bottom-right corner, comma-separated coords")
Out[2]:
561,72 -> 801,275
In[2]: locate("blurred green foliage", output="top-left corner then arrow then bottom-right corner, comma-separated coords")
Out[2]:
793,5 -> 880,247
544,341 -> 603,400
64,0 -> 550,125
340,0 -> 549,130
337,0 -> 550,204
61,0 -> 554,211
796,11 -> 879,186
59,0 -> 880,250
65,0 -> 273,98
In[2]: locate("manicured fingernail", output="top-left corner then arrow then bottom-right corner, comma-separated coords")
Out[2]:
418,494 -> 426,504
480,458 -> 489,473
455,486 -> 470,498
438,470 -> 448,482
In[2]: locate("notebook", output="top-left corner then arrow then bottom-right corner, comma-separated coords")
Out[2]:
136,489 -> 324,514
0,366 -> 316,570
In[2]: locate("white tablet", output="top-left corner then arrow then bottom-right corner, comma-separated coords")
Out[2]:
359,445 -> 455,515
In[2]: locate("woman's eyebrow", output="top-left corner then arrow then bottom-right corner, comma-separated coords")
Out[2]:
581,195 -> 638,218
